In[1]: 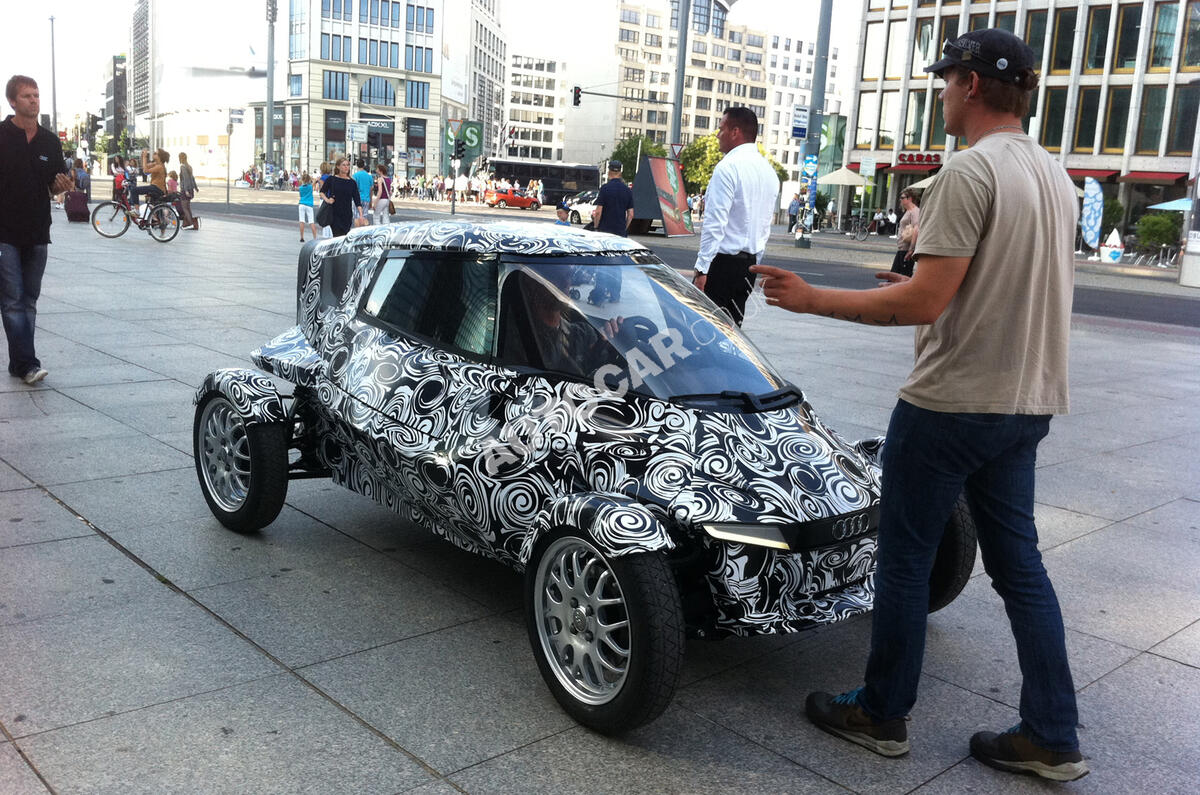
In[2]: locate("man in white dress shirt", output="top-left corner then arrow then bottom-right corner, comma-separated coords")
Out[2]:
691,106 -> 779,325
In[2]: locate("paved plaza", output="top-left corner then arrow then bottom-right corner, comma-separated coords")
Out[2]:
1,211 -> 1198,793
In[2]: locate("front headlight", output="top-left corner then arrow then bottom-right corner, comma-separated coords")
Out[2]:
701,523 -> 791,551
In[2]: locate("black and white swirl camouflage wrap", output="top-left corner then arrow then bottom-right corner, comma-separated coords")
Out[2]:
195,369 -> 287,425
221,219 -> 891,640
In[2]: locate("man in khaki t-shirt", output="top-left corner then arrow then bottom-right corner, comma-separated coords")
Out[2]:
753,28 -> 1087,783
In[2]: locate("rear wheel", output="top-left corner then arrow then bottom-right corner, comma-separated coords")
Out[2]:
193,392 -> 289,532
928,495 -> 977,613
854,220 -> 869,242
147,204 -> 181,242
91,201 -> 131,238
526,531 -> 684,734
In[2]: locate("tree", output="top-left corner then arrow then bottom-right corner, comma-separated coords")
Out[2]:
1102,198 -> 1124,235
680,132 -> 786,193
609,135 -> 666,182
1135,212 -> 1181,248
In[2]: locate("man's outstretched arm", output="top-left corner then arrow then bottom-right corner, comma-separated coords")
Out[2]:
751,255 -> 971,327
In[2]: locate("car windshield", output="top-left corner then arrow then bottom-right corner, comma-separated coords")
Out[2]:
495,256 -> 791,406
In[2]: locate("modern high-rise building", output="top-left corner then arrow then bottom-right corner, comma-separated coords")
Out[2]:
467,0 -> 508,157
763,32 -> 847,182
104,55 -> 129,138
846,0 -> 1199,216
505,54 -> 568,162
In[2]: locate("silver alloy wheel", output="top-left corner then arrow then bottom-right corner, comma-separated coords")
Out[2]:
198,397 -> 252,513
534,535 -> 631,705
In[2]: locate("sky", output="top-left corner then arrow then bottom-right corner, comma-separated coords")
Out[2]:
2,0 -> 863,127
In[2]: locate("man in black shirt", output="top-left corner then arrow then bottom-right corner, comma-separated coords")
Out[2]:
592,160 -> 634,237
0,75 -> 72,384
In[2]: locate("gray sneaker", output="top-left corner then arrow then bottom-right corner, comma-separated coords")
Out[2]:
970,726 -> 1089,782
22,368 -> 48,385
805,688 -> 909,757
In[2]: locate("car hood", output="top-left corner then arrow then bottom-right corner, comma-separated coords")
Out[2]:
664,399 -> 881,529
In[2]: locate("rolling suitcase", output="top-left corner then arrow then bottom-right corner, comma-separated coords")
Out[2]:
64,190 -> 89,222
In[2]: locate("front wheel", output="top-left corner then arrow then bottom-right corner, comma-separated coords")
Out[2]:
193,392 -> 289,532
525,531 -> 684,734
529,201 -> 541,211
854,221 -> 869,242
496,200 -> 507,208
928,495 -> 978,613
147,204 -> 181,242
91,201 -> 131,238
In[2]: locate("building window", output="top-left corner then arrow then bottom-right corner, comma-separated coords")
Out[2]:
405,44 -> 413,70
1084,7 -> 1111,73
904,89 -> 926,149
1051,8 -> 1077,73
291,105 -> 302,138
620,28 -> 639,43
371,0 -> 380,25
324,109 -> 346,161
696,96 -> 711,110
1040,87 -> 1067,150
1168,83 -> 1199,152
1103,86 -> 1132,151
995,11 -> 1016,32
855,92 -> 878,148
862,22 -> 884,80
878,91 -> 898,148
405,80 -> 429,108
646,12 -> 659,28
289,74 -> 302,97
698,77 -> 713,91
747,34 -> 764,48
1113,5 -> 1142,71
321,33 -> 330,60
620,8 -> 639,24
392,1 -> 401,27
361,76 -> 396,106
1186,0 -> 1200,68
884,21 -> 907,79
912,18 -> 935,78
930,91 -> 946,149
969,13 -> 989,32
322,70 -> 349,101
646,33 -> 662,47
359,38 -> 368,64
1026,10 -> 1048,60
749,87 -> 766,100
1137,85 -> 1167,152
1148,2 -> 1180,70
623,67 -> 644,82
695,115 -> 709,129
1074,87 -> 1101,151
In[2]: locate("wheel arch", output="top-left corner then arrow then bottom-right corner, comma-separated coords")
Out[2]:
195,368 -> 288,426
518,492 -> 676,568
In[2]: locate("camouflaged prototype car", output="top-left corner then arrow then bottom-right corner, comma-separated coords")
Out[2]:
192,220 -> 976,733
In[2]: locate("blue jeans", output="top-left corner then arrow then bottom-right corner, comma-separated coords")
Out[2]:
860,399 -> 1079,752
0,243 -> 47,377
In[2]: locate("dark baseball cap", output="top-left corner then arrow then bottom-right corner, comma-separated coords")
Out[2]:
608,159 -> 623,172
925,28 -> 1035,84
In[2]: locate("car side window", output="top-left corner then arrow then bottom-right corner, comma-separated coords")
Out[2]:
362,253 -> 497,357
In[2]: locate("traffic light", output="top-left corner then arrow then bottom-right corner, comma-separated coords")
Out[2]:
453,138 -> 465,160
572,86 -> 582,106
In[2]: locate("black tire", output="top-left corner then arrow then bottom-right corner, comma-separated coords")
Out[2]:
147,204 -> 181,242
928,494 -> 977,613
525,530 -> 684,734
854,221 -> 869,242
529,201 -> 540,211
570,211 -> 581,224
497,200 -> 507,208
193,391 -> 289,533
91,201 -> 131,238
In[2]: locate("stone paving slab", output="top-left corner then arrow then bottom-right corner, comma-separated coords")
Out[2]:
0,589 -> 279,736
0,215 -> 1195,792
16,675 -> 436,795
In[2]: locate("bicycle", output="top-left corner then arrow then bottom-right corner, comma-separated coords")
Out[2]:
91,188 -> 182,243
845,215 -> 872,241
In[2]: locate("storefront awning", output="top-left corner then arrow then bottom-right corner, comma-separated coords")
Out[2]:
887,164 -> 939,173
1065,169 -> 1119,180
1118,171 -> 1187,185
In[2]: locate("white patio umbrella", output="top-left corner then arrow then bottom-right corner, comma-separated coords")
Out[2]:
906,173 -> 938,191
819,166 -> 869,186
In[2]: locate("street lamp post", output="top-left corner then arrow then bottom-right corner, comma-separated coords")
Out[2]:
265,0 -> 277,173
49,16 -> 58,135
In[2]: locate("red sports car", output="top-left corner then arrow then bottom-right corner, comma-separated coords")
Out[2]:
484,188 -> 541,210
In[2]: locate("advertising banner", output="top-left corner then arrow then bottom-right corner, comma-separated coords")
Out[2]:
1081,177 -> 1103,249
632,155 -> 694,236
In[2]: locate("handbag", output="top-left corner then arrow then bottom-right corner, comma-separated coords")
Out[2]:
315,199 -> 331,227
388,200 -> 395,214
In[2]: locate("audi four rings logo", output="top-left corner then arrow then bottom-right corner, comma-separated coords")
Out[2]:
831,513 -> 871,541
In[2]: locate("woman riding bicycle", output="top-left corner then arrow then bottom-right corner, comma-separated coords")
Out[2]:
130,149 -> 170,216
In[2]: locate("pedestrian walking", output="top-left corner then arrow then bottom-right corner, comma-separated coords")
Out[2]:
592,160 -> 635,236
0,75 -> 74,385
319,156 -> 363,237
787,193 -> 801,233
751,28 -> 1087,783
889,190 -> 920,277
73,157 -> 91,201
315,161 -> 333,238
177,152 -> 199,230
691,106 -> 779,325
372,164 -> 392,225
352,159 -> 373,226
298,172 -> 319,242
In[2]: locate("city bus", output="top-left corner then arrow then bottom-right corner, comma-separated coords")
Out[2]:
484,158 -> 601,207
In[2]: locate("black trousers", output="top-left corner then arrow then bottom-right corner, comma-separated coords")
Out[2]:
889,248 -> 914,277
703,251 -> 756,325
